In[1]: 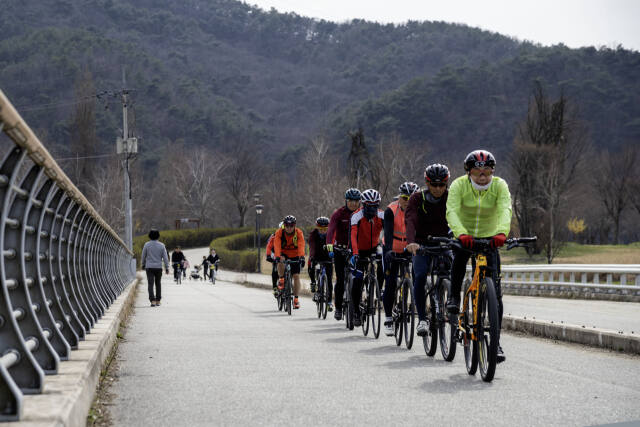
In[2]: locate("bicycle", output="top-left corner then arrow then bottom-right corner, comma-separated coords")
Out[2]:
429,235 -> 536,382
353,254 -> 382,338
416,242 -> 455,360
277,258 -> 298,316
388,252 -> 415,349
313,260 -> 332,319
173,262 -> 182,285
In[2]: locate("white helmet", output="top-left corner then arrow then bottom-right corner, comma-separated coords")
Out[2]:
361,189 -> 381,205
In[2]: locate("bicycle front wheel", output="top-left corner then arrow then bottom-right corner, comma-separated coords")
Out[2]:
478,277 -> 499,382
361,276 -> 370,336
439,278 -> 457,362
402,278 -> 415,350
370,276 -> 381,339
422,294 -> 437,356
463,283 -> 478,375
320,271 -> 329,319
393,284 -> 403,346
315,274 -> 322,319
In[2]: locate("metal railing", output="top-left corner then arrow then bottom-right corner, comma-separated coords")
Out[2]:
0,90 -> 135,421
467,264 -> 640,289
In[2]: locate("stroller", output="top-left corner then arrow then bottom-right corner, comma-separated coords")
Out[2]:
190,265 -> 202,280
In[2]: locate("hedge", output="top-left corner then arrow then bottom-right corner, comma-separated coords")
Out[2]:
211,228 -> 276,272
134,227 -> 248,266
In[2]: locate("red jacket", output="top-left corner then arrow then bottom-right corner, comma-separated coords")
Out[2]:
350,207 -> 384,255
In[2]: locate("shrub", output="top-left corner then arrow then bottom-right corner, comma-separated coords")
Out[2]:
211,228 -> 276,272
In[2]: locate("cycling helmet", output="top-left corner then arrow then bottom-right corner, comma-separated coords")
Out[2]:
316,216 -> 329,227
425,163 -> 450,184
361,189 -> 381,205
399,181 -> 419,196
345,188 -> 362,201
283,215 -> 297,225
464,150 -> 496,172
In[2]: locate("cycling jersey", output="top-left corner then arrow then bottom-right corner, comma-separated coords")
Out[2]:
171,251 -> 185,263
446,175 -> 512,238
350,207 -> 384,255
383,201 -> 407,254
274,227 -> 305,258
327,206 -> 354,246
308,228 -> 330,261
405,189 -> 450,245
265,234 -> 275,258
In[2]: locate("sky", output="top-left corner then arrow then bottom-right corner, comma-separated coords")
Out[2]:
244,0 -> 640,51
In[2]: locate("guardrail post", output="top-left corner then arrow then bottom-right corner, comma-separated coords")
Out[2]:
621,274 -> 627,286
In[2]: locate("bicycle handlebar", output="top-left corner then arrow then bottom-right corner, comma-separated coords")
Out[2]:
426,235 -> 537,252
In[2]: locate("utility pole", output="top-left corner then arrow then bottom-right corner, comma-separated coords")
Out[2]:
116,68 -> 137,253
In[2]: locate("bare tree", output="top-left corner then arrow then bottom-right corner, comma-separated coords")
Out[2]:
510,81 -> 588,263
69,69 -> 97,195
227,143 -> 263,227
595,146 -> 637,243
171,146 -> 227,226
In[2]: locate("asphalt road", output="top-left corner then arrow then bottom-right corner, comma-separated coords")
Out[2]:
110,273 -> 640,427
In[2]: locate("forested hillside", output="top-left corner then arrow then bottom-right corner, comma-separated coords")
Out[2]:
1,0 -> 639,248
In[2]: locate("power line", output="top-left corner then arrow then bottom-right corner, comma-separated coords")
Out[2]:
54,153 -> 118,162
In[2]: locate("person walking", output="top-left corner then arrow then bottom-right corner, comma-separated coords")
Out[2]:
141,229 -> 170,307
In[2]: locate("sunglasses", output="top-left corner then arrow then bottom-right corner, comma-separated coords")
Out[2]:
399,194 -> 410,200
429,183 -> 447,188
470,167 -> 494,176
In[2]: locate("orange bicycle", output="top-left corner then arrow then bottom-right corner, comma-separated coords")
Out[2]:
429,236 -> 536,382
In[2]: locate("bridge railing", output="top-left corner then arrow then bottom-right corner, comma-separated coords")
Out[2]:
0,89 -> 135,421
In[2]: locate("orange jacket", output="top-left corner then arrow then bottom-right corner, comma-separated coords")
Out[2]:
274,227 -> 305,258
265,234 -> 275,257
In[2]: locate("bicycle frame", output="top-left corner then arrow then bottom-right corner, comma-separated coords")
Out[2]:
460,253 -> 488,342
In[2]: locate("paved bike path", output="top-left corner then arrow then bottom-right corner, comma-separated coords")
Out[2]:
109,275 -> 640,426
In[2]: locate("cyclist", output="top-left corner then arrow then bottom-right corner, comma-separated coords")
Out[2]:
350,189 -> 384,327
182,258 -> 190,279
171,246 -> 185,282
381,181 -> 419,336
405,164 -> 453,337
446,150 -> 512,362
308,216 -> 333,311
265,222 -> 283,295
274,215 -> 306,309
326,188 -> 361,320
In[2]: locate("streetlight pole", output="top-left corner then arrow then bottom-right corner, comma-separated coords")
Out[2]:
255,204 -> 264,273
253,193 -> 260,248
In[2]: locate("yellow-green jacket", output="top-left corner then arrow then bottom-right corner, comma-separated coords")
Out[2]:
446,175 -> 512,238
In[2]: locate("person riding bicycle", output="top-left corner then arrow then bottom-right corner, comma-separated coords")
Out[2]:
405,164 -> 453,337
274,215 -> 306,309
171,247 -> 185,282
308,216 -> 333,311
266,222 -> 283,295
382,181 -> 419,336
446,150 -> 512,363
326,188 -> 361,320
350,189 -> 384,327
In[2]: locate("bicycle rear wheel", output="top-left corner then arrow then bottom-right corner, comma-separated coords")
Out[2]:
393,284 -> 403,346
277,292 -> 284,311
422,294 -> 437,356
439,278 -> 457,362
462,286 -> 478,375
370,276 -> 381,339
478,278 -> 499,382
402,278 -> 415,350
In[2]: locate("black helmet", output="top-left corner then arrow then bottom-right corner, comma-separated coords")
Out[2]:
316,216 -> 329,227
399,181 -> 419,196
283,215 -> 297,225
148,229 -> 160,240
425,164 -> 450,184
361,189 -> 381,205
345,188 -> 362,201
464,150 -> 496,172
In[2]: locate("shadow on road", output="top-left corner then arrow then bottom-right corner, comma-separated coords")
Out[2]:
324,334 -> 375,344
358,344 -> 413,355
382,355 -> 450,370
419,373 -> 495,392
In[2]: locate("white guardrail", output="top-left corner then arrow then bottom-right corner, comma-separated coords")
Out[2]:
469,264 -> 640,289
